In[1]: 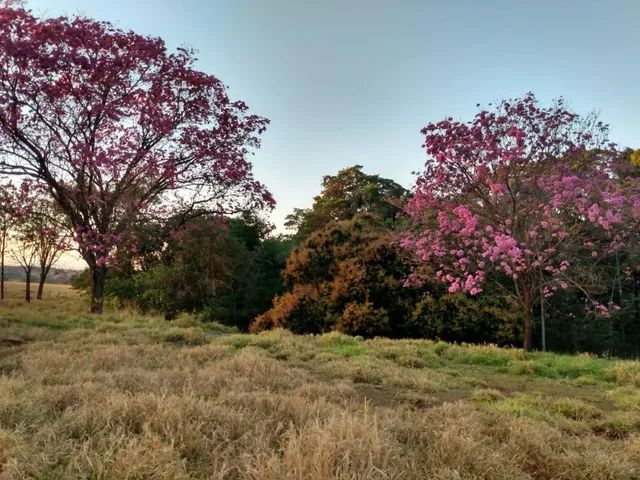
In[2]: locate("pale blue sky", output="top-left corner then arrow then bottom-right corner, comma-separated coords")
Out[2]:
26,0 -> 640,237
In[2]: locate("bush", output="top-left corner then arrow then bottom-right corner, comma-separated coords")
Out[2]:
337,301 -> 390,337
411,291 -> 520,346
252,285 -> 328,334
251,216 -> 422,337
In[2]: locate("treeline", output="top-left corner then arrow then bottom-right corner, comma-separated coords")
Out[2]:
71,213 -> 292,331
74,163 -> 640,357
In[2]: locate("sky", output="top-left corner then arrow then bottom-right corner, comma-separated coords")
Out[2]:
21,0 -> 640,268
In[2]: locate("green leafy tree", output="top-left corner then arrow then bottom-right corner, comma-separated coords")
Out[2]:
124,217 -> 242,319
72,213 -> 292,328
203,213 -> 292,329
210,234 -> 293,329
285,165 -> 409,240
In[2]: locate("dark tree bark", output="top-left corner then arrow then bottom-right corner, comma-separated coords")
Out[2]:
0,233 -> 5,301
90,265 -> 107,314
523,286 -> 533,351
36,278 -> 44,300
14,245 -> 37,304
539,270 -> 546,352
24,266 -> 31,302
36,265 -> 51,300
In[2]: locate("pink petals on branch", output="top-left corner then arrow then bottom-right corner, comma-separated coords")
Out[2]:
403,93 -> 640,317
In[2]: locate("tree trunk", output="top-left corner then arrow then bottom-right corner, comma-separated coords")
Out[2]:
523,287 -> 533,351
0,235 -> 4,301
540,296 -> 546,352
25,267 -> 31,303
539,272 -> 546,352
90,265 -> 107,314
37,276 -> 45,300
37,265 -> 50,300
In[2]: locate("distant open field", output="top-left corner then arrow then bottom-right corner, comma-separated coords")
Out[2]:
0,284 -> 639,479
1,265 -> 80,285
1,281 -> 78,303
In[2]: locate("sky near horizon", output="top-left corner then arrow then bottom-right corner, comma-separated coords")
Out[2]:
21,0 -> 640,268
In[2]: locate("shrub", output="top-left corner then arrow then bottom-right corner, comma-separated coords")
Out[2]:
411,291 -> 520,346
251,217 -> 422,337
337,302 -> 390,337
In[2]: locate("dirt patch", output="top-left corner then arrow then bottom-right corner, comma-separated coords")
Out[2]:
0,336 -> 26,360
431,388 -> 470,404
463,368 -> 618,413
354,382 -> 470,409
353,383 -> 399,407
0,337 -> 25,347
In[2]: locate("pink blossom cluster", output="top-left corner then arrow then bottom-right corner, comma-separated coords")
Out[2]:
0,5 -> 275,276
73,226 -> 124,267
404,94 -> 640,316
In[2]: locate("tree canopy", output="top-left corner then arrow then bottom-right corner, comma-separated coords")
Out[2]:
402,94 -> 640,349
0,5 -> 273,312
285,165 -> 408,240
254,215 -> 424,337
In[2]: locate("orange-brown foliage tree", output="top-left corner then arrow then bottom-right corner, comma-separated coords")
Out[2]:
252,216 -> 425,337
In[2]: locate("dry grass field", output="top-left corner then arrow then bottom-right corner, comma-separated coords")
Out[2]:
0,281 -> 639,479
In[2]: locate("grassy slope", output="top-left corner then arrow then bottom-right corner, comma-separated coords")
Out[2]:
0,282 -> 639,479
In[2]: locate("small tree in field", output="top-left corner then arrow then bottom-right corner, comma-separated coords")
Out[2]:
27,194 -> 69,299
403,94 -> 640,350
11,224 -> 37,302
0,5 -> 273,313
0,180 -> 30,299
0,182 -> 17,300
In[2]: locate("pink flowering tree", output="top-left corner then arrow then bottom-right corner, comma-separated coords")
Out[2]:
0,5 -> 274,312
403,94 -> 640,350
0,179 -> 32,300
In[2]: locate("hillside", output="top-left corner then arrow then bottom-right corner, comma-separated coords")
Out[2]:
0,283 -> 638,479
1,265 -> 80,285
